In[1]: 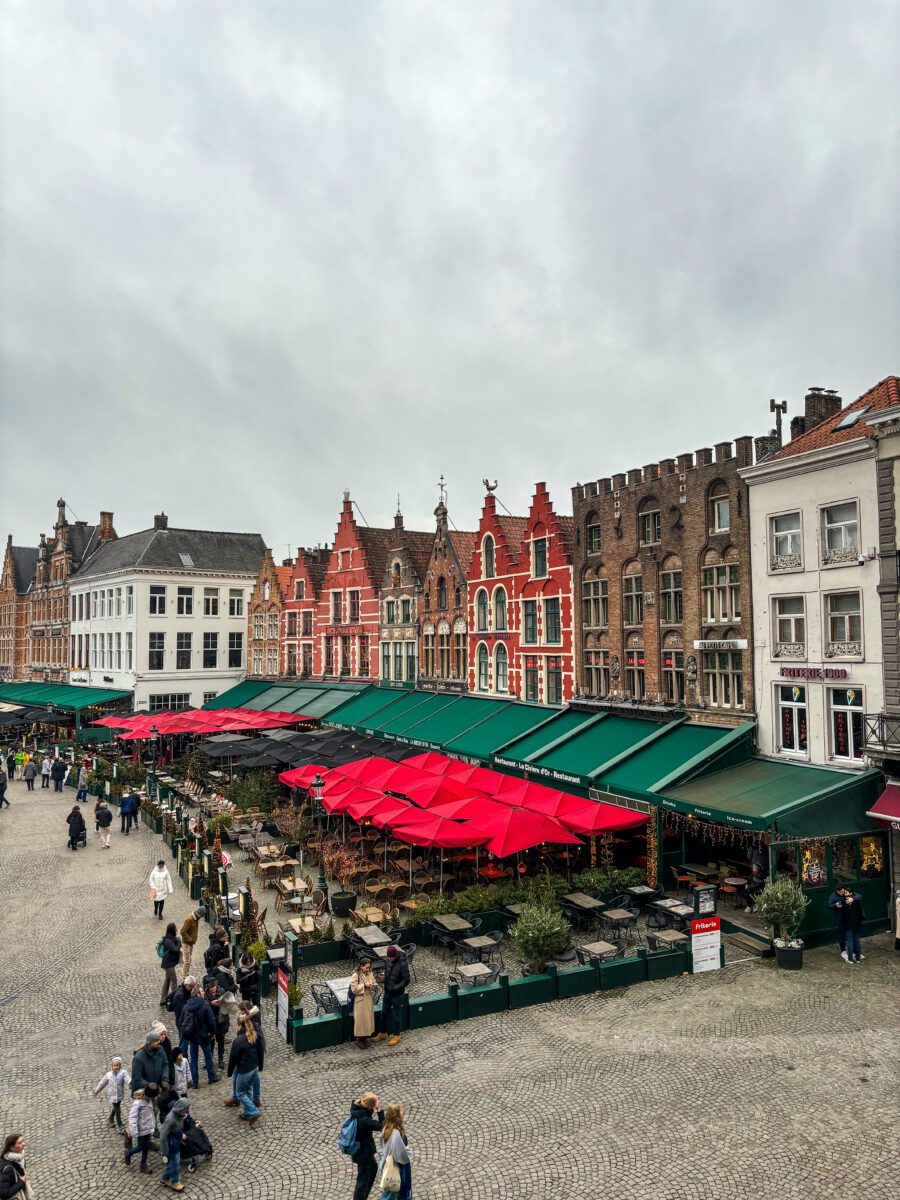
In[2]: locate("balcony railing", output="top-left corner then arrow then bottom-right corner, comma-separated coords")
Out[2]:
773,642 -> 805,659
864,712 -> 900,751
825,640 -> 862,658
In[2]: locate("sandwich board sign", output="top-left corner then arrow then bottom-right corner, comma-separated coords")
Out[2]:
691,916 -> 721,973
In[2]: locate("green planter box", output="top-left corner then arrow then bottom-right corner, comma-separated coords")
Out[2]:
408,990 -> 458,1029
556,963 -> 599,998
508,971 -> 557,1009
473,910 -> 506,934
456,975 -> 509,1020
190,875 -> 204,901
151,816 -> 163,835
646,949 -> 688,981
292,1013 -> 343,1053
298,940 -> 345,967
600,955 -> 647,991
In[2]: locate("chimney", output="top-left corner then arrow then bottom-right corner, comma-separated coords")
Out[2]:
342,490 -> 353,516
394,509 -> 404,532
734,436 -> 754,467
154,513 -> 168,531
804,386 -> 843,431
99,511 -> 115,540
56,498 -> 66,527
754,430 -> 780,461
676,453 -> 694,473
282,557 -> 294,567
790,416 -> 806,441
714,441 -> 732,464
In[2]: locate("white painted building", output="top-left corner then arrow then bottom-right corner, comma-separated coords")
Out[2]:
69,514 -> 265,711
742,389 -> 884,769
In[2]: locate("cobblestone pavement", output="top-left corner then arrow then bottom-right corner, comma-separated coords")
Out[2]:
1,776 -> 898,1199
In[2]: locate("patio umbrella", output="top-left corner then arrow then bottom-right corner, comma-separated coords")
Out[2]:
401,751 -> 459,776
428,795 -> 510,877
465,807 -> 582,858
387,774 -> 483,809
331,756 -> 397,784
278,763 -> 329,789
390,817 -> 490,893
560,803 -> 649,836
510,783 -> 595,821
239,752 -> 284,768
441,761 -> 517,796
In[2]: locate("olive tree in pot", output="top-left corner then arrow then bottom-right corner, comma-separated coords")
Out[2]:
754,877 -> 810,969
510,904 -> 572,975
323,843 -> 358,918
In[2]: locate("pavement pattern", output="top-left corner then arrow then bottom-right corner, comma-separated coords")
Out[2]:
1,775 -> 898,1199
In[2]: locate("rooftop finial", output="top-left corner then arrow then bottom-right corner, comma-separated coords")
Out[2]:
483,478 -> 498,494
438,474 -> 447,505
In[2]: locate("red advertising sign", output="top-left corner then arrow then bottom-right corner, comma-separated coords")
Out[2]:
691,916 -> 721,935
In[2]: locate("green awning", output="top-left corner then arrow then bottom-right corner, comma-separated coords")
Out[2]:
658,758 -> 884,836
292,688 -> 365,717
494,709 -> 599,762
245,684 -> 302,710
445,700 -> 555,761
383,695 -> 504,752
327,686 -> 408,729
0,682 -> 132,712
373,692 -> 460,739
358,689 -> 437,734
202,680 -> 272,709
600,723 -> 744,796
203,679 -> 369,713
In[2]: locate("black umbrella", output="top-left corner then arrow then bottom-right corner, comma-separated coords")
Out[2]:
239,752 -> 283,768
205,739 -> 252,759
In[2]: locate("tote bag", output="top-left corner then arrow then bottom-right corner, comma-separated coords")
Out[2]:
380,1153 -> 401,1194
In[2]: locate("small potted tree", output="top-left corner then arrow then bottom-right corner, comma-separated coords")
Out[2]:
510,904 -> 572,975
323,843 -> 359,918
754,877 -> 810,969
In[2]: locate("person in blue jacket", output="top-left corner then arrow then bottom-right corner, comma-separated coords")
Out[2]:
180,986 -> 220,1089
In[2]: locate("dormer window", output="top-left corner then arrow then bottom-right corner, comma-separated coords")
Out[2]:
532,537 -> 548,579
482,535 -> 495,579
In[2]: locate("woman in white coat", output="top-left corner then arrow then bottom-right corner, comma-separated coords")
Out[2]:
148,859 -> 174,920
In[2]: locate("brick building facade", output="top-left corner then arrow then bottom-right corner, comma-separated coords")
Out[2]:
282,547 -> 329,678
28,501 -> 115,681
0,538 -> 38,681
377,511 -> 432,685
419,498 -> 475,690
467,485 -> 575,704
247,549 -> 292,677
572,438 -> 756,725
313,493 -> 396,681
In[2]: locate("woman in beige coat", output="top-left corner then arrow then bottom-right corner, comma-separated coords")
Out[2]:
349,959 -> 377,1048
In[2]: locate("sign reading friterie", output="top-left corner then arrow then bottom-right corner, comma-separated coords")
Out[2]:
691,916 -> 721,973
779,665 -> 850,680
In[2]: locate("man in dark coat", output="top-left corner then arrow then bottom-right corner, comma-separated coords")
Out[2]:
0,767 -> 8,809
180,988 -> 220,1088
372,945 -> 410,1047
119,790 -> 137,835
130,1031 -> 169,1094
66,805 -> 86,850
171,977 -> 195,1049
49,757 -> 67,792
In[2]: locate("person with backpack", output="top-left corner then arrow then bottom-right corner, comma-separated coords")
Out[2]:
49,756 -> 67,792
149,860 -> 174,920
171,977 -> 195,1052
236,952 -> 261,1008
66,804 -> 86,851
159,923 -> 182,1007
343,1092 -> 384,1200
371,946 -> 409,1048
204,927 -> 229,974
96,799 -> 113,848
180,986 -> 220,1088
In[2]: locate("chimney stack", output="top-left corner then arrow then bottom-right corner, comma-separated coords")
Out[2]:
804,386 -> 843,432
790,415 -> 806,441
99,511 -> 115,539
154,513 -> 168,531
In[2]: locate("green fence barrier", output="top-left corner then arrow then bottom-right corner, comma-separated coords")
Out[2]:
646,949 -> 688,981
408,990 -> 458,1029
292,1013 -> 343,1052
457,976 -> 509,1020
556,962 -> 599,997
599,955 -> 647,991
508,970 -> 557,1009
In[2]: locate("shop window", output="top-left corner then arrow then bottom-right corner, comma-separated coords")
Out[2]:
454,632 -> 466,679
393,642 -> 403,682
703,651 -> 744,709
381,642 -> 392,680
546,656 -> 563,705
832,839 -> 857,884
524,655 -> 540,702
859,835 -> 883,878
423,632 -> 435,677
584,649 -> 609,697
800,843 -> 826,887
625,648 -> 645,699
437,631 -> 450,677
775,849 -> 798,881
777,685 -> 808,754
829,687 -> 864,760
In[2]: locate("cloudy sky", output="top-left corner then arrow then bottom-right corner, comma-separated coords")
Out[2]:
1,1 -> 896,555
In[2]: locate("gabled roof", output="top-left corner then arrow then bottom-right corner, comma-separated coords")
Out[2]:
356,526 -> 399,585
496,517 -> 528,565
11,547 -> 38,594
403,530 -> 434,583
556,516 -> 575,559
771,376 -> 900,461
275,566 -> 293,596
448,530 -> 476,575
72,527 -> 266,579
68,522 -> 101,566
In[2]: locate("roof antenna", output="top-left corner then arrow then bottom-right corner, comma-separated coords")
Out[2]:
770,398 -> 787,444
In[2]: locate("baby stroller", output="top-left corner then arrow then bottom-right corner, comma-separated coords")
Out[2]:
181,1120 -> 213,1173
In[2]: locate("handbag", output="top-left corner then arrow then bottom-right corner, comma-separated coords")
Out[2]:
380,1153 -> 401,1194
149,888 -> 157,900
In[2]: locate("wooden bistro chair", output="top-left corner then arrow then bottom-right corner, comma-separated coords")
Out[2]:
670,866 -> 693,895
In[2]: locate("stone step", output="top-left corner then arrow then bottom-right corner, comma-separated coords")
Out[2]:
726,932 -> 771,957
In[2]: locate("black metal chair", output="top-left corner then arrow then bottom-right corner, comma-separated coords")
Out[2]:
311,983 -> 341,1015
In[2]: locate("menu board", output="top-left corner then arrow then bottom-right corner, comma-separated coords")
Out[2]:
694,884 -> 718,916
691,917 -> 721,973
275,968 -> 290,1038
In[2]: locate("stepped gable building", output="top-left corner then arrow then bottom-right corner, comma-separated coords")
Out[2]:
29,500 -> 116,681
69,514 -> 264,711
467,484 -> 575,704
377,509 -> 434,685
572,435 -> 756,725
313,492 -> 397,681
247,549 -> 293,677
419,494 -> 476,690
0,538 -> 38,680
282,546 -> 329,678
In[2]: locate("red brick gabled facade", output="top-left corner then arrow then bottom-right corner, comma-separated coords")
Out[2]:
467,485 -> 575,704
282,546 -> 329,678
247,549 -> 291,678
0,537 -> 37,681
420,500 -> 475,690
313,493 -> 395,681
377,512 -> 433,684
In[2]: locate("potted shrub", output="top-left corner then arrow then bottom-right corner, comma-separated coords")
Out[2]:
510,903 -> 572,975
754,877 -> 810,969
323,844 -> 359,917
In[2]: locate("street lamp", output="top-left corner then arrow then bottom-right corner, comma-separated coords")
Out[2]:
310,772 -> 329,911
149,724 -> 159,796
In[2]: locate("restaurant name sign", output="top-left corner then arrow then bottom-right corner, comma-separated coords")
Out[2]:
778,665 -> 850,680
692,639 -> 749,651
492,755 -> 585,789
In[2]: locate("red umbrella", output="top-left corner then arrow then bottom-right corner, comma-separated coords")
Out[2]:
343,792 -> 411,823
442,761 -> 518,796
322,784 -> 381,815
390,817 -> 489,892
332,756 -> 397,785
278,764 -> 328,789
387,774 -> 483,809
429,796 -> 510,822
370,799 -> 415,830
560,804 -> 649,836
465,808 -> 582,858
90,715 -> 135,728
401,752 -> 459,776
512,783 -> 594,821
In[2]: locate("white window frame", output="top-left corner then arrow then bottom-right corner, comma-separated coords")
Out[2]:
820,499 -> 860,567
702,650 -> 743,709
769,510 -> 803,573
494,643 -> 508,693
203,587 -> 219,617
228,589 -> 244,617
476,643 -> 490,691
176,586 -> 194,616
149,586 -> 166,616
775,683 -> 808,757
824,591 -> 863,658
710,494 -> 730,534
639,510 -> 661,545
772,595 -> 806,659
828,686 -> 865,762
702,564 -> 740,624
126,585 -> 134,616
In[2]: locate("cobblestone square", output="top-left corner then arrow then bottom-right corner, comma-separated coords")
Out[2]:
1,778 -> 897,1199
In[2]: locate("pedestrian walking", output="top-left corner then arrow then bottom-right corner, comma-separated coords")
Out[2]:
49,756 -> 67,792
94,1056 -> 131,1131
0,1133 -> 30,1200
225,1003 -> 265,1110
159,924 -> 182,1007
76,762 -> 90,803
66,804 -> 86,851
149,859 -> 174,920
160,1098 -> 191,1191
377,1103 -> 414,1200
40,756 -> 51,789
96,799 -> 113,848
0,768 -> 8,810
172,1049 -> 189,1099
371,946 -> 409,1047
349,959 -> 377,1049
227,1015 -> 263,1126
123,1090 -> 154,1173
22,759 -> 36,792
179,984 -> 220,1087
179,908 -> 204,979
4,751 -> 14,781
840,891 -> 866,964
118,789 -> 135,834
130,1030 -> 170,1096
346,1093 -> 384,1200
14,750 -> 24,781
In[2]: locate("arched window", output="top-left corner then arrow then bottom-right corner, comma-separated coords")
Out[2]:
476,588 -> 489,631
437,577 -> 447,610
454,585 -> 461,609
638,498 -> 661,545
477,643 -> 490,691
708,482 -> 730,534
493,586 -> 507,631
494,643 -> 508,693
482,535 -> 495,579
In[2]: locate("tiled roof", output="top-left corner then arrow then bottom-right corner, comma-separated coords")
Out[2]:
771,376 -> 900,461
301,548 -> 329,596
556,515 -> 575,559
72,527 -> 266,578
275,566 -> 293,596
448,530 -> 477,575
496,516 -> 528,564
404,530 -> 435,583
11,547 -> 37,594
356,526 -> 397,584
67,523 -> 101,568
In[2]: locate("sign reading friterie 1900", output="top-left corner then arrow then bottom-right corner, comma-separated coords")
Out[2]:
691,916 -> 722,974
